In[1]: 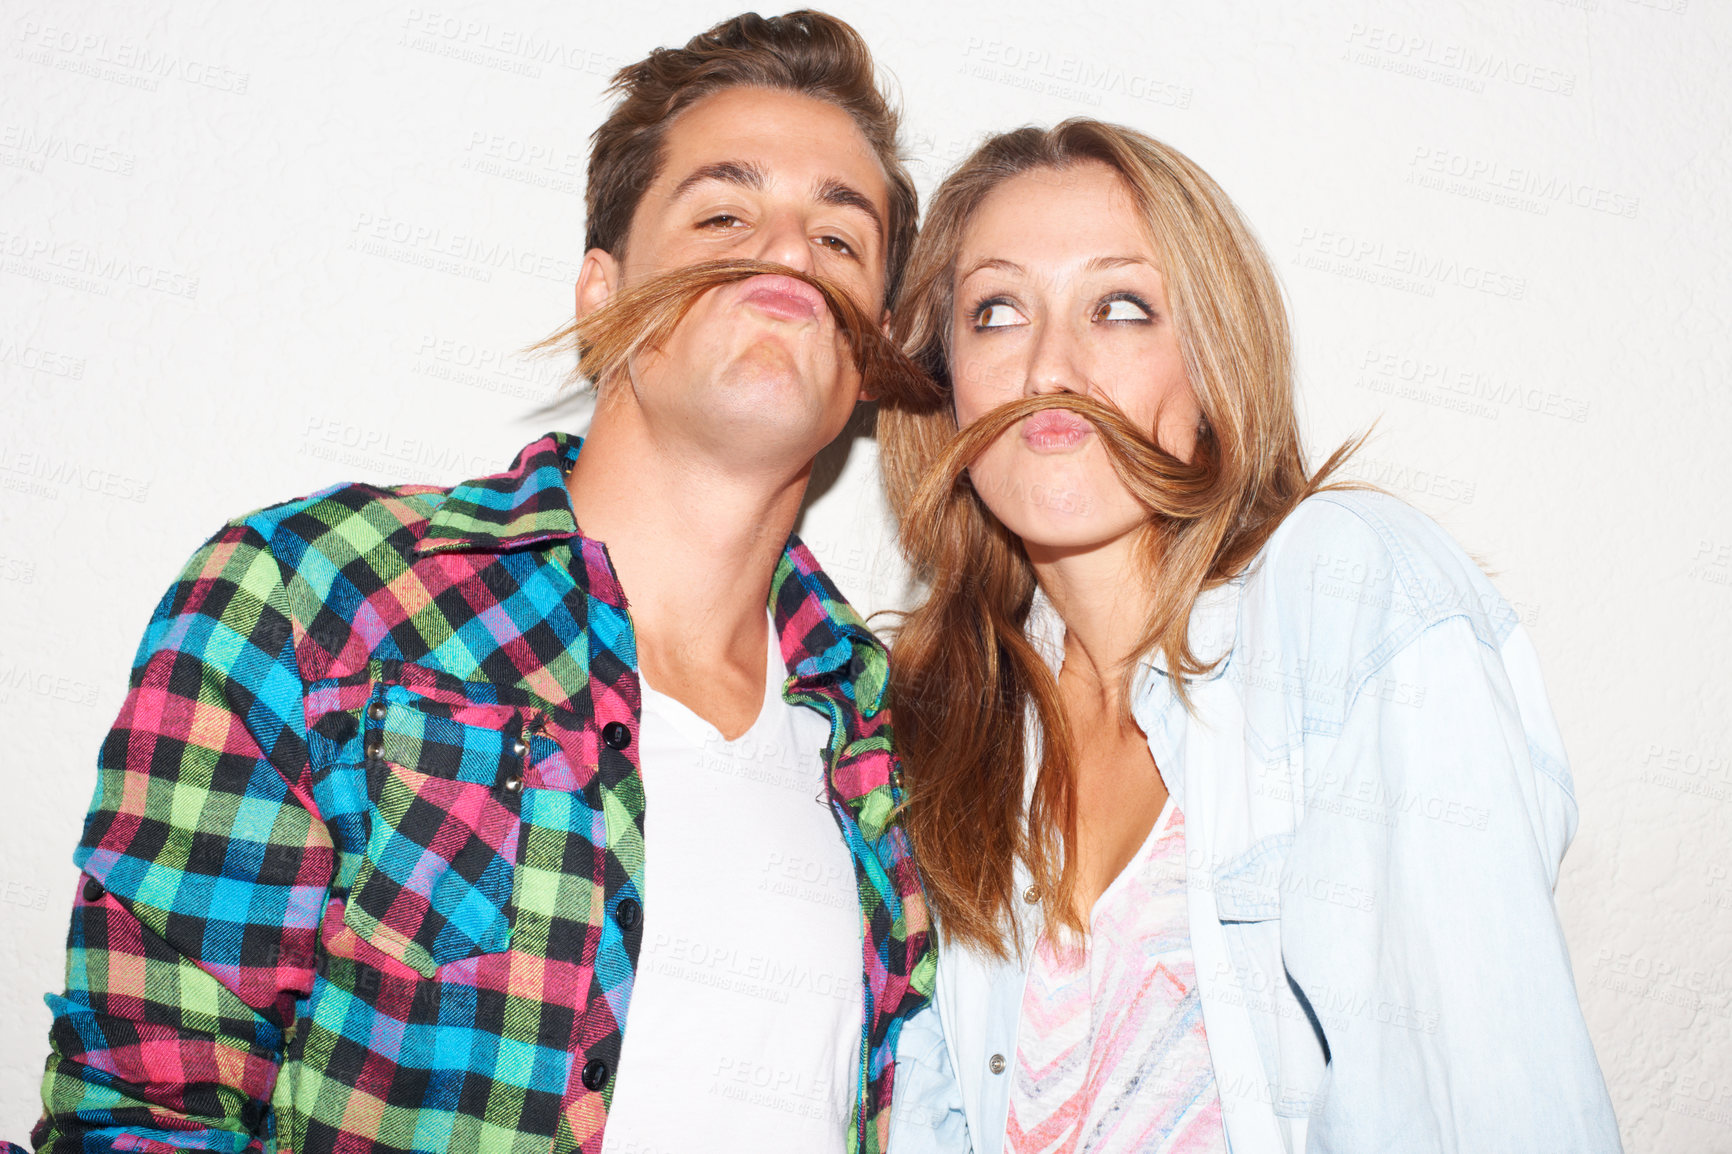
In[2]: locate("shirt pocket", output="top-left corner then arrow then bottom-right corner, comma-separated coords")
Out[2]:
1212,832 -> 1327,1119
342,679 -> 529,978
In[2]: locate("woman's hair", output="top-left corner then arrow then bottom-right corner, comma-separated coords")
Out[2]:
879,118 -> 1358,957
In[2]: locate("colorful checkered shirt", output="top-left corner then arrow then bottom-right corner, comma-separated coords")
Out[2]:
27,432 -> 934,1154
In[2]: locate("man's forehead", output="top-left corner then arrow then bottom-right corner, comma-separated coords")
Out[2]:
654,87 -> 889,201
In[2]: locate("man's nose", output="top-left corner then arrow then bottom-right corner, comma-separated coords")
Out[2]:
752,212 -> 816,274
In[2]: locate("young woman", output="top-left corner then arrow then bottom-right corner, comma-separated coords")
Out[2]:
881,120 -> 1620,1154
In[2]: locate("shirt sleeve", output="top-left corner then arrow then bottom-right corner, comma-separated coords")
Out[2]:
886,1000 -> 973,1153
32,519 -> 330,1154
1286,616 -> 1622,1153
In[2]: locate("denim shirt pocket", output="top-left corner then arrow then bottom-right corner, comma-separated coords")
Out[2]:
1212,832 -> 1326,1118
332,674 -> 529,978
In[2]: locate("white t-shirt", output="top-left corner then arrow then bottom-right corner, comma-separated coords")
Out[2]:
600,612 -> 865,1154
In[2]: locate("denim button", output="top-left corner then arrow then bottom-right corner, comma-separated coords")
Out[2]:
582,1058 -> 610,1091
602,722 -> 631,750
989,1053 -> 1006,1075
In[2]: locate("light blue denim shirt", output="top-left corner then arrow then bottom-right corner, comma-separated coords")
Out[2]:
890,489 -> 1621,1154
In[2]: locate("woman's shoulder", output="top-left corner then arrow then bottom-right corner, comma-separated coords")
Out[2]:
1239,488 -> 1522,656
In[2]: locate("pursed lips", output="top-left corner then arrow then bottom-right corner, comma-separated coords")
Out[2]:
736,273 -> 827,323
1021,408 -> 1092,451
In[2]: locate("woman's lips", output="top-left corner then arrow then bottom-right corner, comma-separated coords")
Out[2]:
1021,408 -> 1092,451
736,274 -> 826,322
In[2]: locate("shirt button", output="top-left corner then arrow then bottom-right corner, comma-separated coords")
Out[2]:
581,1058 -> 610,1091
989,1054 -> 1006,1075
1023,885 -> 1042,905
511,735 -> 530,758
616,898 -> 641,931
367,701 -> 387,721
602,722 -> 631,750
364,737 -> 383,762
82,877 -> 105,903
501,772 -> 523,795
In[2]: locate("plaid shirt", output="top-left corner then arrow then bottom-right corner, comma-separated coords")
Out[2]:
28,432 -> 934,1154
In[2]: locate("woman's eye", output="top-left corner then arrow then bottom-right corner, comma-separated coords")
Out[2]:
975,302 -> 1026,329
1093,296 -> 1151,322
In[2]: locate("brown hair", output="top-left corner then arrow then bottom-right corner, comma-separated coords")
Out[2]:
563,257 -> 938,406
879,119 -> 1359,957
586,9 -> 918,304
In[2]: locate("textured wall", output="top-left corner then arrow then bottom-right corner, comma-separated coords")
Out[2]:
1,0 -> 1727,1149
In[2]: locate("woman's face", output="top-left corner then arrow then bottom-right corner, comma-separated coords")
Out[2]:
949,161 -> 1201,555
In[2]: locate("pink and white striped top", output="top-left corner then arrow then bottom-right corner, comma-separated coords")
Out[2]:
1007,800 -> 1226,1154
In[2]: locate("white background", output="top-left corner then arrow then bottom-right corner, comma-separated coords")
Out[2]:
1,0 -> 1728,1149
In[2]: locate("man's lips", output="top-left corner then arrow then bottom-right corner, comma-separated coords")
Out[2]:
736,273 -> 827,322
1021,408 -> 1092,451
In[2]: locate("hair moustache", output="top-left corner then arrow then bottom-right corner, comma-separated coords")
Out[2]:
901,391 -> 1226,571
555,258 -> 942,407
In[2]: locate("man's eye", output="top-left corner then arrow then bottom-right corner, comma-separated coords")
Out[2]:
699,214 -> 744,229
1093,296 -> 1152,322
974,302 -> 1026,329
816,234 -> 855,257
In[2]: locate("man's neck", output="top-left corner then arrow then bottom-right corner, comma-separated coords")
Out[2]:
565,395 -> 813,739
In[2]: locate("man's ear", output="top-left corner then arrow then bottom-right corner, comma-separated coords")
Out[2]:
859,307 -> 894,402
575,248 -> 622,320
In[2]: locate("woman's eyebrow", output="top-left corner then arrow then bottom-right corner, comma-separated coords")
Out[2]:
957,257 -> 1025,283
1085,255 -> 1153,271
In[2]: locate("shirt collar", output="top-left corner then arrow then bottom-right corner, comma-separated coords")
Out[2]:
415,432 -> 583,555
415,431 -> 887,715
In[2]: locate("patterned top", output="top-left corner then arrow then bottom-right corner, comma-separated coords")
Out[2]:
26,433 -> 933,1154
1007,802 -> 1225,1154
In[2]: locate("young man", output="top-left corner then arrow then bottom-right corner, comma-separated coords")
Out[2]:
23,12 -> 933,1154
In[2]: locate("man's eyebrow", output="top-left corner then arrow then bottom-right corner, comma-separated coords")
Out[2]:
669,160 -> 767,201
814,177 -> 883,239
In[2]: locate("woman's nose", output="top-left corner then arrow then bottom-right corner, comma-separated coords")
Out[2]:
1024,321 -> 1084,397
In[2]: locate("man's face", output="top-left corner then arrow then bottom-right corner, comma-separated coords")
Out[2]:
579,86 -> 891,468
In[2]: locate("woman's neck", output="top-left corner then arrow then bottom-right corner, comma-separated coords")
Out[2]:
1027,532 -> 1156,708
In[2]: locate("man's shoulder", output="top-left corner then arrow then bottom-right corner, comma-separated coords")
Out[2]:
217,476 -> 455,574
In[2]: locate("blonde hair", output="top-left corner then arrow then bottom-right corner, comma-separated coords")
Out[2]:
879,119 -> 1358,956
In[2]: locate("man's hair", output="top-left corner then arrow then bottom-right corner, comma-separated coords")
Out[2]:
586,10 -> 918,304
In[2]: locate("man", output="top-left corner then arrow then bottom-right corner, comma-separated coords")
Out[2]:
23,12 -> 935,1153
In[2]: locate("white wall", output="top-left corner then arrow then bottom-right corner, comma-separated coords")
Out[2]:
2,0 -> 1727,1149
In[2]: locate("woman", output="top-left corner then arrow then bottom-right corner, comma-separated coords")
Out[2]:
881,120 -> 1620,1154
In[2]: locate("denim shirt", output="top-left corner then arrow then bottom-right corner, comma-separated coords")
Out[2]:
891,489 -> 1621,1154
